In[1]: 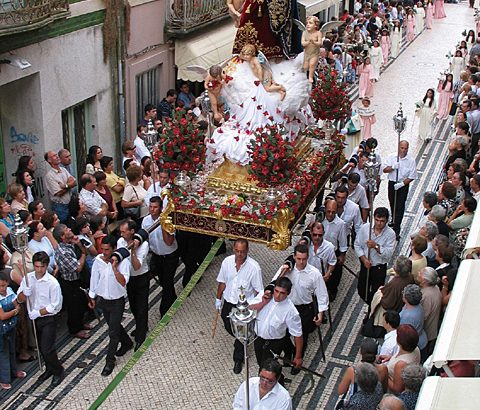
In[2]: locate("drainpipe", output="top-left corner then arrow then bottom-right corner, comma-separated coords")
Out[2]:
116,12 -> 127,164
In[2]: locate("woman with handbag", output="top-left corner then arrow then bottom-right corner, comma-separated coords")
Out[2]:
0,270 -> 26,390
121,165 -> 148,222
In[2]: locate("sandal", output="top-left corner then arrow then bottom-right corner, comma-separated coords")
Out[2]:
1,383 -> 11,390
15,371 -> 27,379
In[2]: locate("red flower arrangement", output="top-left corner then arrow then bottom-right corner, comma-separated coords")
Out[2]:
247,124 -> 298,186
153,108 -> 206,174
310,68 -> 352,121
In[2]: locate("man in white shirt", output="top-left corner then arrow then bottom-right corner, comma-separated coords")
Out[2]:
334,185 -> 364,240
250,277 -> 303,373
133,125 -> 151,162
216,238 -> 263,374
347,172 -> 370,221
78,174 -> 109,221
379,310 -> 400,360
88,235 -> 132,376
144,169 -> 170,207
383,140 -> 417,238
271,244 -> 328,373
28,221 -> 56,273
18,251 -> 65,387
142,196 -> 178,317
354,207 -> 396,304
233,359 -> 292,410
118,220 -> 150,351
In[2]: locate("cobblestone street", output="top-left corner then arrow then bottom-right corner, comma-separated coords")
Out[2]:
1,3 -> 474,409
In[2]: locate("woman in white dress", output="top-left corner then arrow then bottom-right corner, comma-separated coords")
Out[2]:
369,40 -> 383,81
416,88 -> 437,143
414,3 -> 425,35
390,20 -> 403,59
450,50 -> 465,84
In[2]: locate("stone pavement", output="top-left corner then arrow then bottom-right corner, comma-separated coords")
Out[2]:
1,4 -> 473,409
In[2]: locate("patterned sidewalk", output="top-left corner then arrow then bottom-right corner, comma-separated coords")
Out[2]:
1,4 -> 473,409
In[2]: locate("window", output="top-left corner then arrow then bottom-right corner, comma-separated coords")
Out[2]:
61,98 -> 94,178
136,67 -> 159,125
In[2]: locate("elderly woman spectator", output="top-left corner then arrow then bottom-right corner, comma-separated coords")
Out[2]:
428,205 -> 449,237
437,181 -> 458,218
418,221 -> 439,264
343,363 -> 384,409
377,394 -> 406,410
450,170 -> 466,205
365,256 -> 414,338
447,195 -> 476,241
444,136 -> 468,173
8,183 -> 29,215
409,236 -> 427,283
398,364 -> 426,410
417,267 -> 442,356
339,338 -> 389,400
400,285 -> 428,360
380,324 -> 421,394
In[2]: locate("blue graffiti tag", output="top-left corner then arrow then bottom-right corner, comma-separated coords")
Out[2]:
10,126 -> 39,145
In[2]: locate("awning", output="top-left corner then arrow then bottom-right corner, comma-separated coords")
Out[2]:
417,377 -> 480,409
432,260 -> 480,369
175,23 -> 237,82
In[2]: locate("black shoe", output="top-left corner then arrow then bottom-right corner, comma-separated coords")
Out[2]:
37,370 -> 53,383
115,341 -> 133,357
134,342 -> 143,352
233,361 -> 243,374
291,367 -> 301,375
50,371 -> 65,388
130,329 -> 136,337
101,362 -> 115,377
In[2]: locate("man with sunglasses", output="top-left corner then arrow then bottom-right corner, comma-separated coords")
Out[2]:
232,358 -> 292,409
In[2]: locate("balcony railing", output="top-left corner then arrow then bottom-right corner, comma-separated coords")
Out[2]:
0,0 -> 70,36
165,0 -> 229,36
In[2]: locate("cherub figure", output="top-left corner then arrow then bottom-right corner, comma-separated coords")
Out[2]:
227,0 -> 244,28
301,16 -> 323,83
239,44 -> 286,100
204,65 -> 225,123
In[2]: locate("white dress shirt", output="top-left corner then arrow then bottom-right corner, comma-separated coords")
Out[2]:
308,240 -> 337,275
384,153 -> 417,182
117,238 -> 150,276
379,329 -> 399,358
142,215 -> 178,255
144,183 -> 170,208
19,272 -> 63,317
254,295 -> 302,340
217,255 -> 263,304
89,255 -> 130,300
233,377 -> 293,410
354,223 -> 396,266
338,199 -> 363,236
28,237 -> 56,273
323,216 -> 348,253
348,184 -> 369,209
79,188 -> 107,217
272,263 -> 329,312
134,135 -> 151,162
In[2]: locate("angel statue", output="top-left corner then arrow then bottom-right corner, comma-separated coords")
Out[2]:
227,0 -> 245,27
301,16 -> 323,83
239,44 -> 286,100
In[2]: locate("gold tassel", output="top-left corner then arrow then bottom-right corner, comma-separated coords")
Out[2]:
258,0 -> 263,17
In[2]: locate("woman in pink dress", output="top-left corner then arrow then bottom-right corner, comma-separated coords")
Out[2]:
358,57 -> 374,98
406,9 -> 415,42
434,0 -> 446,19
380,29 -> 391,64
437,74 -> 454,120
425,0 -> 433,29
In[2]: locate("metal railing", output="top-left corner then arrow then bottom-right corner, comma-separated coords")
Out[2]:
0,0 -> 70,36
165,0 -> 229,36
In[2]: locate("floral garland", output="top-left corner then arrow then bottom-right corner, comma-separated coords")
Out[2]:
310,68 -> 352,122
247,123 -> 298,186
152,108 -> 206,174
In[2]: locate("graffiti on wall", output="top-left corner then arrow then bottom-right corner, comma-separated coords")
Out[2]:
9,126 -> 39,157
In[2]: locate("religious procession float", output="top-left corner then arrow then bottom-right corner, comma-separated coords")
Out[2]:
154,0 -> 351,250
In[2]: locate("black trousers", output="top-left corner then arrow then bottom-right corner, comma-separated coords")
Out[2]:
388,180 -> 409,235
126,273 -> 150,344
254,336 -> 286,367
326,250 -> 344,299
284,303 -> 315,358
58,278 -> 87,335
221,301 -> 245,363
357,263 -> 387,304
97,297 -> 130,364
150,251 -> 179,316
176,231 -> 212,287
35,316 -> 64,377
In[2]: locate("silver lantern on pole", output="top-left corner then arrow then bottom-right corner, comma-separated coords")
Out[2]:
9,215 -> 43,371
392,103 -> 407,227
144,119 -> 159,193
229,287 -> 257,410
